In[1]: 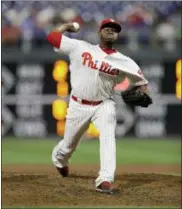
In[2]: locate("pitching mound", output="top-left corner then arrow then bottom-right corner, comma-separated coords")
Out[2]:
2,165 -> 181,207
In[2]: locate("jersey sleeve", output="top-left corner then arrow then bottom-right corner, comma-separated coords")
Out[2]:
106,54 -> 148,86
126,59 -> 148,86
117,57 -> 148,86
47,32 -> 80,55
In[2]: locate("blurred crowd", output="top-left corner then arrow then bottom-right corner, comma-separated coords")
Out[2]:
2,1 -> 182,52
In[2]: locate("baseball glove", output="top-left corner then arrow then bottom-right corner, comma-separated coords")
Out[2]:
121,86 -> 153,108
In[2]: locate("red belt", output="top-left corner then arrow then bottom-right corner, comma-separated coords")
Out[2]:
72,95 -> 102,106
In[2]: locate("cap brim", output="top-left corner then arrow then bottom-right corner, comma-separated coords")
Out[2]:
100,22 -> 122,33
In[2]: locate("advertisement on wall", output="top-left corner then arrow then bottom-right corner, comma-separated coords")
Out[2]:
2,59 -> 181,138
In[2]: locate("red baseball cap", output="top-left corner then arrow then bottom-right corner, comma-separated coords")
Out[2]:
100,19 -> 122,33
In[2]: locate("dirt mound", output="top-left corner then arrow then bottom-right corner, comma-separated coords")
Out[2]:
2,165 -> 181,207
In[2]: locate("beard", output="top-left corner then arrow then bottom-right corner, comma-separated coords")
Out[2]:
102,34 -> 117,44
108,36 -> 114,41
105,37 -> 115,44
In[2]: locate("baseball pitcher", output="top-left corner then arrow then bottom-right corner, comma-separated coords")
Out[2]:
47,19 -> 152,195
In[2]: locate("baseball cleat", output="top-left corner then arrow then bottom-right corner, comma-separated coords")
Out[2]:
56,166 -> 69,177
96,181 -> 120,195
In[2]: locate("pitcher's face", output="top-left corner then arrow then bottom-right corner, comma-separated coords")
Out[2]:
99,27 -> 119,44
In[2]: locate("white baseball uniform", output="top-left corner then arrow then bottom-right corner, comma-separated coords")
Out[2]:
50,34 -> 148,187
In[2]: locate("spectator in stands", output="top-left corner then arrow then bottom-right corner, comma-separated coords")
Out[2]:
1,1 -> 181,52
2,19 -> 21,45
155,18 -> 176,51
119,3 -> 154,50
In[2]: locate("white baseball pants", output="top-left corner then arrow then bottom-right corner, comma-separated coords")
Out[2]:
52,97 -> 117,187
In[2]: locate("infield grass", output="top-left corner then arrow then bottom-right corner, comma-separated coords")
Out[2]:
2,137 -> 181,165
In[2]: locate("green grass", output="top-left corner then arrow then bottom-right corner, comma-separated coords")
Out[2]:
2,137 -> 181,165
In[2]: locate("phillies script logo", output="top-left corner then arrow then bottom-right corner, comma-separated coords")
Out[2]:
82,52 -> 119,76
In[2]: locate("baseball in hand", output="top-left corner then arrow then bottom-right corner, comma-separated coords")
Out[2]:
72,22 -> 80,31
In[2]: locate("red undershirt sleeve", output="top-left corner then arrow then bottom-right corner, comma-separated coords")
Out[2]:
47,32 -> 62,49
46,32 -> 79,55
